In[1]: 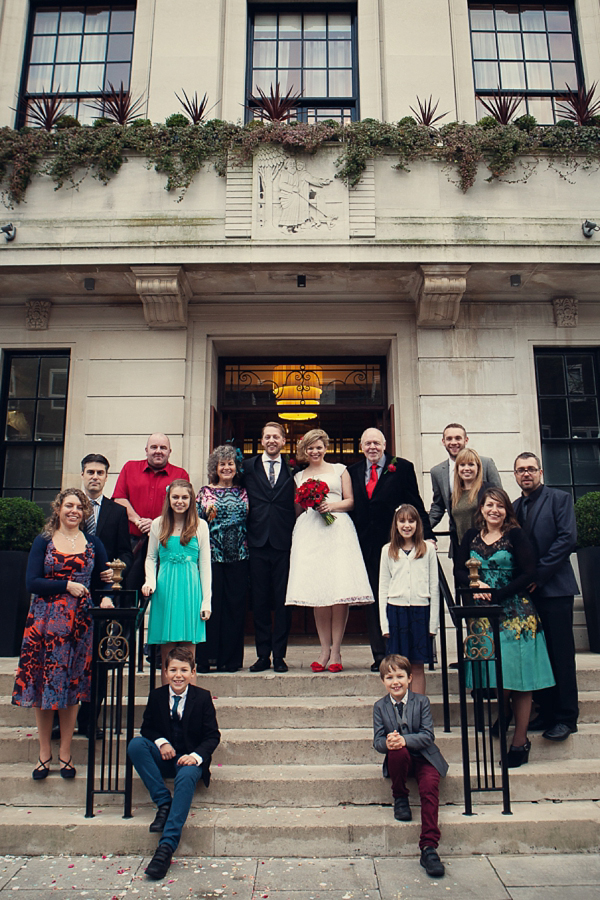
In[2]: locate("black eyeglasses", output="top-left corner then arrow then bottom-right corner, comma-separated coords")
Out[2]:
514,467 -> 540,475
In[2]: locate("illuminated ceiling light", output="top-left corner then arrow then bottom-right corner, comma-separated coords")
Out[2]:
273,364 -> 322,421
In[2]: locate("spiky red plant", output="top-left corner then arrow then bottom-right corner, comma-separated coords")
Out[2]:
88,82 -> 145,125
478,90 -> 523,125
556,82 -> 600,125
247,82 -> 302,123
20,92 -> 70,131
175,89 -> 210,125
409,95 -> 449,126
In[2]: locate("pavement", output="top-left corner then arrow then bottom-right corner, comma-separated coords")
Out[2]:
0,853 -> 599,899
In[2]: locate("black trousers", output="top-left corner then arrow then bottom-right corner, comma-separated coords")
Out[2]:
197,560 -> 249,671
249,543 -> 292,660
534,594 -> 579,729
365,554 -> 386,663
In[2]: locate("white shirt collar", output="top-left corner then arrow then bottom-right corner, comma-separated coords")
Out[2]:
262,453 -> 281,464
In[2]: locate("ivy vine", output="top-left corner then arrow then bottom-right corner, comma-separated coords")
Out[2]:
1,117 -> 600,207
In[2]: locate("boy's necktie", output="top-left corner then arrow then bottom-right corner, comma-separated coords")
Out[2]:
171,696 -> 181,720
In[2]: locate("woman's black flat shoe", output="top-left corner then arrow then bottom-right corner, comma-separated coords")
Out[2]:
32,756 -> 52,780
506,739 -> 531,768
59,755 -> 76,779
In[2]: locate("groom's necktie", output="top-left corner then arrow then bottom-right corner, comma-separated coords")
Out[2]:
269,461 -> 276,487
366,464 -> 378,499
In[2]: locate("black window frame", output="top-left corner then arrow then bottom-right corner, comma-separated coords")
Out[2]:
246,3 -> 359,124
16,1 -> 136,129
534,347 -> 600,499
1,350 -> 71,513
468,2 -> 583,124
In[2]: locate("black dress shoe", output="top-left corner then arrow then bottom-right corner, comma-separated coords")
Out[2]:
145,843 -> 173,880
393,797 -> 412,821
420,846 -> 445,877
149,802 -> 172,833
249,657 -> 271,672
543,722 -> 577,741
528,714 -> 551,732
273,658 -> 288,672
370,659 -> 384,673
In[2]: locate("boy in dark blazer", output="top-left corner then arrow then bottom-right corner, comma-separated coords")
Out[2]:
128,647 -> 220,880
373,654 -> 448,878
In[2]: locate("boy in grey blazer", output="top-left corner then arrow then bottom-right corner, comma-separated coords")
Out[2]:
373,655 -> 448,878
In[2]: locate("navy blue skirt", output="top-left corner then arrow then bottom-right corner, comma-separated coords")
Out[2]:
386,604 -> 433,664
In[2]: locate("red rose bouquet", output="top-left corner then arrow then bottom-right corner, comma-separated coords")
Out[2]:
295,478 -> 336,525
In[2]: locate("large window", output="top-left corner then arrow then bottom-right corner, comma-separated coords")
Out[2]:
1,352 -> 70,513
247,6 -> 358,124
19,3 -> 136,126
535,349 -> 600,498
469,3 -> 581,124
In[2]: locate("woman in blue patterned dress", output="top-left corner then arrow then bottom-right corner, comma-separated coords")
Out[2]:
197,445 -> 249,672
455,488 -> 555,768
12,489 -> 114,780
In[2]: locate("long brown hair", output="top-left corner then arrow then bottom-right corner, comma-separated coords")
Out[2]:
158,479 -> 199,547
43,489 -> 92,537
452,448 -> 483,509
388,504 -> 426,560
475,487 -> 520,534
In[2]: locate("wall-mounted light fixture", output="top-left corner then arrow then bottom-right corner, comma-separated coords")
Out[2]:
510,274 -> 521,287
84,278 -> 96,291
582,220 -> 600,238
297,275 -> 306,288
1,223 -> 16,242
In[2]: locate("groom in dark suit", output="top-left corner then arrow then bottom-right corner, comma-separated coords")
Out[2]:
349,428 -> 434,670
244,421 -> 296,672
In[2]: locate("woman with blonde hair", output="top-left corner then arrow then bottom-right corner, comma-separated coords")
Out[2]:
285,428 -> 373,672
142,479 -> 211,683
450,448 -> 492,555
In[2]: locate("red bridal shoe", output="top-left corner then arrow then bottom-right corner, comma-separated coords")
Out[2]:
310,661 -> 327,672
328,663 -> 343,673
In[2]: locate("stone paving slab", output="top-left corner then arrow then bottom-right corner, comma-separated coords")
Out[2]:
509,889 -> 599,900
4,855 -> 142,891
254,858 -> 377,891
375,856 -> 510,899
488,852 -> 600,885
0,857 -> 26,891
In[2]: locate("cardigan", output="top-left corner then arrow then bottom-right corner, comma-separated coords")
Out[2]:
378,541 -> 440,635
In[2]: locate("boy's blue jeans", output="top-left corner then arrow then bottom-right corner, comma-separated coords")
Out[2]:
128,736 -> 203,851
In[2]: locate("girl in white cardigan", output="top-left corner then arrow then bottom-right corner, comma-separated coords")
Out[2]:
379,504 -> 439,695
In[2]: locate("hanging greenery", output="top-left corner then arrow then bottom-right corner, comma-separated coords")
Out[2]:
1,117 -> 600,207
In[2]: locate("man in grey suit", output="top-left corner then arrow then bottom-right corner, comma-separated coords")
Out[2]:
513,452 -> 579,741
429,423 -> 502,544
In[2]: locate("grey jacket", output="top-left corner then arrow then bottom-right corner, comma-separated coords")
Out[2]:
373,690 -> 448,777
429,455 -> 502,528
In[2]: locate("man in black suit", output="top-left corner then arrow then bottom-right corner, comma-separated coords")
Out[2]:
513,452 -> 579,741
128,647 -> 220,879
244,421 -> 296,673
349,428 -> 434,671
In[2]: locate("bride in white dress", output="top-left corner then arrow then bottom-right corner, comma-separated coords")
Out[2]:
285,429 -> 374,672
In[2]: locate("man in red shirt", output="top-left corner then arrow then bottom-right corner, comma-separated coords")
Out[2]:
113,433 -> 189,590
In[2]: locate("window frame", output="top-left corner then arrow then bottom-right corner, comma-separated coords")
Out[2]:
246,3 -> 359,124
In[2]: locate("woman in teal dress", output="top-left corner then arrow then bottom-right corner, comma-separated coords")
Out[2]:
142,480 -> 211,684
455,488 -> 555,768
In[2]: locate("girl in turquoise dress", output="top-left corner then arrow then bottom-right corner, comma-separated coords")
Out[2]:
142,480 -> 211,684
455,488 -> 555,768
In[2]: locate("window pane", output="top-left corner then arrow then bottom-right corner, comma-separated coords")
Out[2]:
567,356 -> 596,395
79,63 -> 104,91
254,14 -> 277,37
34,11 -> 60,35
32,490 -> 59,515
497,31 -> 522,59
305,69 -> 327,96
546,8 -> 571,32
305,41 -> 326,68
27,65 -> 53,93
495,6 -> 520,31
572,444 -> 600,484
527,95 -> 554,122
536,355 -> 566,395
3,446 -> 34,488
59,10 -> 85,33
56,33 -> 82,63
85,8 -> 110,33
553,62 -> 577,91
35,399 -> 65,441
527,62 -> 552,90
34,446 -> 64,489
279,14 -> 302,38
9,358 -> 39,398
541,443 -> 570,485
470,5 -> 495,30
53,64 -> 79,92
521,7 -> 546,31
107,32 -> 133,62
253,69 -> 276,93
549,32 -> 574,60
110,10 -> 135,32
304,14 -> 326,38
6,401 -> 35,441
539,398 -> 569,438
500,61 -> 525,89
328,14 -> 352,38
474,61 -> 499,89
82,33 -> 107,62
105,62 -> 130,89
278,69 -> 301,93
472,32 -> 497,59
31,35 -> 56,64
329,69 -> 352,97
278,40 -> 302,68
570,399 -> 600,438
39,358 -> 69,399
253,41 -> 276,68
523,32 -> 548,60
329,41 -> 351,68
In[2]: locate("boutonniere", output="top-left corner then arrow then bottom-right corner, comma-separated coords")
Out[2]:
282,454 -> 297,471
383,457 -> 398,475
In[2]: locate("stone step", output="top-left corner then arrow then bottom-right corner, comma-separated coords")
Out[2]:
0,801 -> 598,856
1,725 -> 599,766
3,758 -> 600,808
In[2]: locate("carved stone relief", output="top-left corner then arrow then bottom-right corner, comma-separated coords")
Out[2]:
552,296 -> 578,327
414,265 -> 471,328
25,299 -> 52,330
130,265 -> 191,329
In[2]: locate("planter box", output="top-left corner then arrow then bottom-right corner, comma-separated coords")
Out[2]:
0,551 -> 30,657
577,546 -> 600,654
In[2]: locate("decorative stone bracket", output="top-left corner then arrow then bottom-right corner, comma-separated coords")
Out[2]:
553,296 -> 578,327
414,264 -> 471,328
25,299 -> 52,330
130,266 -> 192,329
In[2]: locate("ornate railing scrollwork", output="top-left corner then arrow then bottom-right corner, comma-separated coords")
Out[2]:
98,620 -> 130,664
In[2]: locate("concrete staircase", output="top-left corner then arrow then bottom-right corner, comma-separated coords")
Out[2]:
0,645 -> 599,857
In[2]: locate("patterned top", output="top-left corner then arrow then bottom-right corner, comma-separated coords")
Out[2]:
196,485 -> 249,563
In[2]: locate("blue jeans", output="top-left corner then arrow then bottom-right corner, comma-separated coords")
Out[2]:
127,736 -> 203,851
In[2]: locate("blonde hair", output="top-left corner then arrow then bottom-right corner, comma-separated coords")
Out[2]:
296,429 -> 330,463
452,448 -> 483,509
157,480 -> 199,547
43,489 -> 92,537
